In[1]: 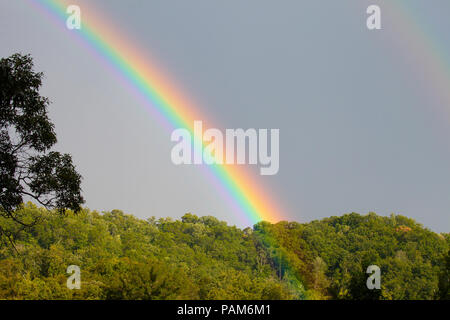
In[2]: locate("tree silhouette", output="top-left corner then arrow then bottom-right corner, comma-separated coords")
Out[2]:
0,53 -> 84,244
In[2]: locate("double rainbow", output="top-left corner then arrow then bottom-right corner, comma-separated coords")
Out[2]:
28,0 -> 450,226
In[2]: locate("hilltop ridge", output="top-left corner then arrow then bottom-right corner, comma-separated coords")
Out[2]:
0,205 -> 448,300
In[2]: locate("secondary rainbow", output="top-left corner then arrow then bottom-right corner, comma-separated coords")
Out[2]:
387,1 -> 450,111
29,0 -> 288,226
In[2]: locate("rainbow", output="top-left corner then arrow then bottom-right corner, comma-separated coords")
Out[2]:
28,0 -> 288,226
387,2 -> 450,111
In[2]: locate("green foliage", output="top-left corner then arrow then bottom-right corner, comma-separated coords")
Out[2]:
0,205 -> 294,300
0,206 -> 447,300
255,212 -> 449,300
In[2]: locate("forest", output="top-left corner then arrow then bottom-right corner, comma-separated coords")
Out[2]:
0,204 -> 448,300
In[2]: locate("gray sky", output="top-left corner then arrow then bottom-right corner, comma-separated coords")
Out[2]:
1,0 -> 449,232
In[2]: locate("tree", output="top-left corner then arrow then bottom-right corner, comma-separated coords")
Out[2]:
0,53 -> 84,243
437,250 -> 449,300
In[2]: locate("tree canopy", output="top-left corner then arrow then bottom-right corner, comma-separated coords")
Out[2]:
0,53 -> 84,244
0,205 -> 447,300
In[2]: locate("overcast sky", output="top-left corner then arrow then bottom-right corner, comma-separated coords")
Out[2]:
1,0 -> 449,232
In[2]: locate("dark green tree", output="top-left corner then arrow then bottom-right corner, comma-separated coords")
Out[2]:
437,250 -> 449,300
0,53 -> 84,243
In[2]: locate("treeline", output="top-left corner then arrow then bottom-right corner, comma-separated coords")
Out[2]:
256,213 -> 449,300
0,204 -> 448,300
